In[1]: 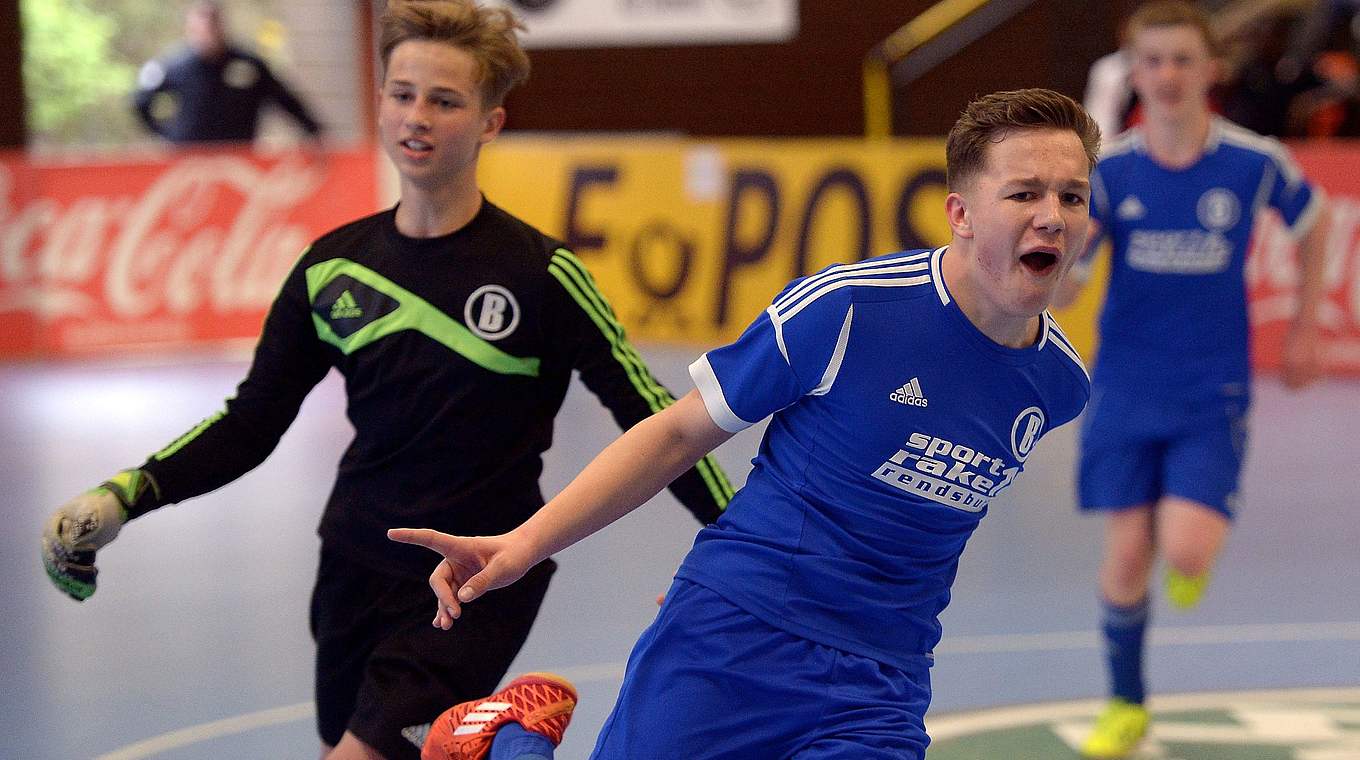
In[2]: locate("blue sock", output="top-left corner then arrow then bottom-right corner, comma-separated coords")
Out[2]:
1100,596 -> 1150,704
490,722 -> 555,760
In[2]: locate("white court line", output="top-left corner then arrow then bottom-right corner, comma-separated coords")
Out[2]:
92,665 -> 633,759
95,703 -> 314,760
96,621 -> 1360,758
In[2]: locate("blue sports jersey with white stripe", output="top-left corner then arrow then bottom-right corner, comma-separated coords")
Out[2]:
683,246 -> 1090,669
1085,118 -> 1321,400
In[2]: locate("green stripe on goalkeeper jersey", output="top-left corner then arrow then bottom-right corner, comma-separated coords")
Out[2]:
305,258 -> 540,377
548,249 -> 733,507
153,409 -> 227,461
548,251 -> 666,410
104,468 -> 160,506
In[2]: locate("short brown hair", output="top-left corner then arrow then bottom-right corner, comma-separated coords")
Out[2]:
379,0 -> 530,108
1125,0 -> 1221,57
946,88 -> 1101,191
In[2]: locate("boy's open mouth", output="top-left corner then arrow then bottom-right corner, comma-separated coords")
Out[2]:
1020,250 -> 1057,274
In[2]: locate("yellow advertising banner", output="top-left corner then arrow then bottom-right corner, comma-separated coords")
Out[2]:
478,136 -> 1105,357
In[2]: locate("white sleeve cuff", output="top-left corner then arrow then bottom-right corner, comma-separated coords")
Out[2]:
1288,187 -> 1325,241
688,354 -> 754,433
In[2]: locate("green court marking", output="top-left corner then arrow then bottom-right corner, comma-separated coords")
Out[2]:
928,725 -> 1103,760
926,688 -> 1360,759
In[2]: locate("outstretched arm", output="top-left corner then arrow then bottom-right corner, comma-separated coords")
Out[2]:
1283,202 -> 1330,389
390,389 -> 732,628
261,64 -> 323,137
40,255 -> 330,601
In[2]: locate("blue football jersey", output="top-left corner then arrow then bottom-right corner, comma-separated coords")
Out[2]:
681,247 -> 1090,669
1085,118 -> 1322,400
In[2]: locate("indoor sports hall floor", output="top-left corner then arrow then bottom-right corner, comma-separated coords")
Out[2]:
3,345 -> 1357,759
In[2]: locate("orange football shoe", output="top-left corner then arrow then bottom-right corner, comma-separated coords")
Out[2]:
423,672 -> 578,760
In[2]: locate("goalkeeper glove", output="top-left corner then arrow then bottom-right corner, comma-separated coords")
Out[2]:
41,469 -> 159,601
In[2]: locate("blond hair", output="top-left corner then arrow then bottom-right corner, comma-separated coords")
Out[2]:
379,0 -> 530,107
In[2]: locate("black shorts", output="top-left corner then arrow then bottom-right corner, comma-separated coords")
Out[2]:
309,546 -> 555,759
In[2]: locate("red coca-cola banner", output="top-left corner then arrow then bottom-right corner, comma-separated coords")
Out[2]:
1248,143 -> 1360,375
1,140 -> 1358,377
0,147 -> 378,356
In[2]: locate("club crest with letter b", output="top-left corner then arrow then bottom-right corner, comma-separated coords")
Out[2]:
464,284 -> 520,341
1010,406 -> 1045,462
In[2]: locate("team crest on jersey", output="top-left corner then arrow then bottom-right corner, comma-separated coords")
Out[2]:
1196,188 -> 1240,232
1115,195 -> 1146,220
1010,406 -> 1045,462
464,284 -> 520,341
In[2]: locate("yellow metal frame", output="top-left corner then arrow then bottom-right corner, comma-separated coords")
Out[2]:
864,0 -> 993,139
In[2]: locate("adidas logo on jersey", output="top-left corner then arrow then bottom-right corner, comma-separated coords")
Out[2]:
330,290 -> 363,319
1116,195 -> 1146,220
890,377 -> 929,407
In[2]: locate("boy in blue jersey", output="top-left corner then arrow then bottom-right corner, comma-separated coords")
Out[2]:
1056,3 -> 1331,758
389,87 -> 1099,760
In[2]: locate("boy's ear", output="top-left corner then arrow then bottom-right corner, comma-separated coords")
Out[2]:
946,192 -> 973,238
480,105 -> 507,144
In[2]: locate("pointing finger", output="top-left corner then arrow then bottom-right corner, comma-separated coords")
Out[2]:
387,528 -> 449,553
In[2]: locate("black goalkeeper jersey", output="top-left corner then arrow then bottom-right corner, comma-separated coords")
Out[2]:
139,200 -> 732,578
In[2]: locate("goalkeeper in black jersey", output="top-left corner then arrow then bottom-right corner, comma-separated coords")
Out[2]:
40,2 -> 733,758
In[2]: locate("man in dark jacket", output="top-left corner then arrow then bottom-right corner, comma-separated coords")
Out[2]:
134,1 -> 322,144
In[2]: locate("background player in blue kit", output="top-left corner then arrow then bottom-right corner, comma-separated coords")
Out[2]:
1057,3 -> 1332,758
389,87 -> 1099,760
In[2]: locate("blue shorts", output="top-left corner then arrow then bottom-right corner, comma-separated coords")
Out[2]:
589,579 -> 932,760
1078,387 -> 1249,518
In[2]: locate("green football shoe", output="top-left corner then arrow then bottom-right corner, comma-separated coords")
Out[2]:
1165,567 -> 1211,610
1081,698 -> 1149,758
